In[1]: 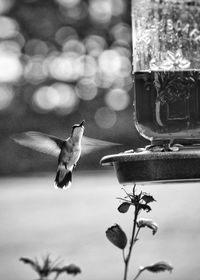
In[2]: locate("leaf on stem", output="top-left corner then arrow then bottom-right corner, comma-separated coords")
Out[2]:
19,257 -> 35,266
118,202 -> 131,213
20,255 -> 74,278
61,264 -> 81,275
106,224 -> 127,249
139,261 -> 173,273
141,194 -> 156,204
19,257 -> 40,274
138,204 -> 152,212
137,218 -> 158,235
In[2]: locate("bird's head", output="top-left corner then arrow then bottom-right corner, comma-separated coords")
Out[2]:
71,120 -> 85,139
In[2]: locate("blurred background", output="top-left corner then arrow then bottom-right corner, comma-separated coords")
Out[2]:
0,0 -> 147,175
1,1 -> 200,280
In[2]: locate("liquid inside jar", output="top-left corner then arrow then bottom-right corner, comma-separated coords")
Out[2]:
134,70 -> 200,142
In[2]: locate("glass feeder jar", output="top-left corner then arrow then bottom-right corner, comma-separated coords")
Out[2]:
101,0 -> 200,184
132,0 -> 200,145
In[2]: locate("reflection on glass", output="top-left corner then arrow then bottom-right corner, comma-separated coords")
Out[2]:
132,0 -> 200,143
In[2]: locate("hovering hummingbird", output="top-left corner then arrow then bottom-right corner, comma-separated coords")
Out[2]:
12,120 -> 120,189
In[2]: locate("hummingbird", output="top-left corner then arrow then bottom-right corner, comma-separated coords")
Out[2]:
12,120 -> 120,189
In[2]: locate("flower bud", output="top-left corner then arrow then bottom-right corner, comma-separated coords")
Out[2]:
137,218 -> 158,235
140,261 -> 173,274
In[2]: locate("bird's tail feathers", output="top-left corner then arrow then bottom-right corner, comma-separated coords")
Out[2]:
54,165 -> 72,190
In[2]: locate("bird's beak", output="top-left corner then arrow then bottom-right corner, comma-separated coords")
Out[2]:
79,120 -> 85,127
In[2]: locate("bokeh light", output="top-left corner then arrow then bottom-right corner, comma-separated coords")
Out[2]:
24,55 -> 48,84
15,33 -> 25,49
33,86 -> 60,112
111,0 -> 125,16
32,83 -> 78,114
95,106 -> 117,129
0,0 -> 14,14
52,82 -> 79,114
89,0 -> 125,24
55,26 -> 78,46
56,0 -> 80,8
89,0 -> 112,24
58,1 -> 86,22
48,52 -> 84,81
111,23 -> 131,45
81,55 -> 97,77
105,88 -> 130,111
75,78 -> 97,100
0,40 -> 21,54
84,35 -> 107,57
0,49 -> 23,83
63,38 -> 85,54
0,16 -> 18,39
0,1 -> 132,111
0,0 -> 133,112
25,39 -> 49,56
98,50 -> 121,76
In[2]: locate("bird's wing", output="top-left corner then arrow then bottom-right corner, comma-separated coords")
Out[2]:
81,136 -> 121,155
12,131 -> 65,157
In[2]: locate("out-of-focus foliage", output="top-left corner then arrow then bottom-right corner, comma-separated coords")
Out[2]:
20,255 -> 81,279
0,0 -> 147,174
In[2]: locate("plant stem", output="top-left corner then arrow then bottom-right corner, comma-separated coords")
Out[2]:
134,228 -> 140,243
122,249 -> 126,262
53,273 -> 59,280
123,207 -> 139,280
132,269 -> 143,280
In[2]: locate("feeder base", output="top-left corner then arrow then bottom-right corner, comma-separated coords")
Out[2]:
100,146 -> 200,185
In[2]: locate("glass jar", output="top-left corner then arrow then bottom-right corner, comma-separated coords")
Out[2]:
132,0 -> 200,144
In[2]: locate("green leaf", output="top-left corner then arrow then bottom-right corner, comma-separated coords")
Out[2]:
118,202 -> 130,213
106,224 -> 127,250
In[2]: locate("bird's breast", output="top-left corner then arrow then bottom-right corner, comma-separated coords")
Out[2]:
60,143 -> 81,165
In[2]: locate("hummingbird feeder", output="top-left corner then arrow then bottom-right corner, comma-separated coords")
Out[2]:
101,0 -> 200,184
